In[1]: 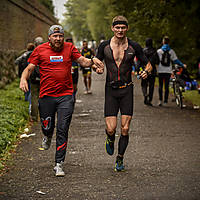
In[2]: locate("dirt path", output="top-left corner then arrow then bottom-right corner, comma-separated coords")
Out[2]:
0,73 -> 200,200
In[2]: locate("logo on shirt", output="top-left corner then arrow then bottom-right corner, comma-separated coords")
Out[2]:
50,56 -> 63,62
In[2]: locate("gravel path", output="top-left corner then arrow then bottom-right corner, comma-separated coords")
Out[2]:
0,72 -> 199,200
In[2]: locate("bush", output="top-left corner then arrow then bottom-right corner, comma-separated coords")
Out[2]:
0,79 -> 29,167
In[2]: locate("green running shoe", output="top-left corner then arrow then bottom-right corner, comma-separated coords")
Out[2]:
114,156 -> 125,172
105,137 -> 114,155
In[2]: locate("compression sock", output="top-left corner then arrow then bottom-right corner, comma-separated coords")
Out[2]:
105,129 -> 115,141
116,155 -> 123,162
118,135 -> 129,156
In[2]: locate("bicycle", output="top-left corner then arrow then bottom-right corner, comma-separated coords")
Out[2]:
171,69 -> 184,109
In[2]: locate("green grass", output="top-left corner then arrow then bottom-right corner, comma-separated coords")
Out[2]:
0,79 -> 29,170
183,90 -> 200,106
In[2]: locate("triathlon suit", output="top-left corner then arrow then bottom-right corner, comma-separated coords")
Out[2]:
28,41 -> 81,163
81,48 -> 93,76
71,61 -> 79,84
96,38 -> 148,117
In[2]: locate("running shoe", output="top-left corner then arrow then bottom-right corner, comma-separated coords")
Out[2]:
105,136 -> 114,155
144,96 -> 148,105
54,162 -> 65,177
114,156 -> 125,172
87,90 -> 92,94
147,101 -> 153,106
158,100 -> 162,106
41,136 -> 52,150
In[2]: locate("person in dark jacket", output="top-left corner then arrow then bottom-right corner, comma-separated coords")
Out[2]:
30,36 -> 44,122
142,38 -> 159,106
15,43 -> 35,114
65,37 -> 79,102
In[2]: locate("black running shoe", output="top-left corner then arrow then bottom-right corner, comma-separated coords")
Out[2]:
114,156 -> 125,172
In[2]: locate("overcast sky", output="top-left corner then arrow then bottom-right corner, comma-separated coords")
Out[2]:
52,0 -> 68,23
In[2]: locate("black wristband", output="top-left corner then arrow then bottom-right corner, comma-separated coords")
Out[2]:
145,70 -> 149,75
91,57 -> 95,65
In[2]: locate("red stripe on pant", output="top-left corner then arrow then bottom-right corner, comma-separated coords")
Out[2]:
57,142 -> 67,151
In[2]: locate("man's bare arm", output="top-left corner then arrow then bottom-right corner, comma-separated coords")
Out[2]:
76,56 -> 104,70
140,62 -> 153,79
145,61 -> 152,73
19,63 -> 36,92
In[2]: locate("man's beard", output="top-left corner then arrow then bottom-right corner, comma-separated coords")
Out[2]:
50,41 -> 64,52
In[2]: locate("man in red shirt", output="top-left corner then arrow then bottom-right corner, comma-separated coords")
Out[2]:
20,25 -> 103,176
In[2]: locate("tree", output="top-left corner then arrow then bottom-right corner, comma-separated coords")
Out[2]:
63,0 -> 200,71
63,0 -> 92,41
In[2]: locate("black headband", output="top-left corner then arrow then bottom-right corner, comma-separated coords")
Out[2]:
112,20 -> 128,27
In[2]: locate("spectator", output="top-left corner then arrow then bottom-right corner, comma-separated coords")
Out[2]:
30,36 -> 44,122
65,37 -> 79,102
157,36 -> 186,106
142,38 -> 159,106
15,43 -> 35,114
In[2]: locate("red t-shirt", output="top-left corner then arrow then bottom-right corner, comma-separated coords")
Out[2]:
28,42 -> 81,98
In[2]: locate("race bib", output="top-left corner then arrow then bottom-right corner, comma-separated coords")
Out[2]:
50,56 -> 63,62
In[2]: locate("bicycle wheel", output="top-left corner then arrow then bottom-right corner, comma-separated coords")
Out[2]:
175,84 -> 183,109
172,80 -> 176,102
179,88 -> 183,109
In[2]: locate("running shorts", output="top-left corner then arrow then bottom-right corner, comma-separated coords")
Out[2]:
82,67 -> 92,76
104,84 -> 134,117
